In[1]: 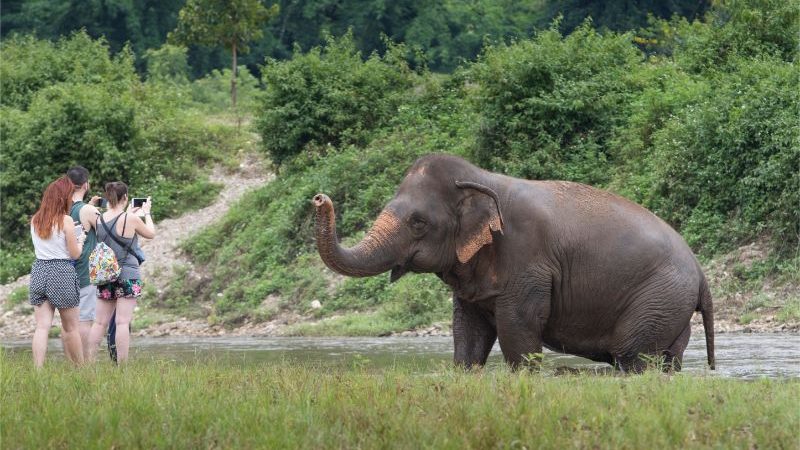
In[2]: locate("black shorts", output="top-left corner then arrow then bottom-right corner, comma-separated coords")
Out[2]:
29,259 -> 80,309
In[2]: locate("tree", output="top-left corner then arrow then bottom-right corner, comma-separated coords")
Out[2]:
169,0 -> 278,109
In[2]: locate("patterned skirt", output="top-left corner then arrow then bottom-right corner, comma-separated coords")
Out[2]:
29,259 -> 80,309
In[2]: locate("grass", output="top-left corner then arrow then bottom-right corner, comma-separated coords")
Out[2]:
2,353 -> 798,449
7,286 -> 28,306
777,297 -> 800,323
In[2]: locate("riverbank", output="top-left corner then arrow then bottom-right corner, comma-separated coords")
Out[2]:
2,353 -> 797,449
0,144 -> 796,339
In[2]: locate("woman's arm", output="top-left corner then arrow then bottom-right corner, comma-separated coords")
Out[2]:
132,197 -> 155,239
63,216 -> 83,259
79,203 -> 100,231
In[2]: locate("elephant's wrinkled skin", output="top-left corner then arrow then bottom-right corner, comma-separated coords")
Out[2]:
313,154 -> 714,372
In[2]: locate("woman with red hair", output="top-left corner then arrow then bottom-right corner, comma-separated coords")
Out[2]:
29,176 -> 85,367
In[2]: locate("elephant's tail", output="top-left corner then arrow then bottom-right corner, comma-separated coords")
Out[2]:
697,276 -> 715,370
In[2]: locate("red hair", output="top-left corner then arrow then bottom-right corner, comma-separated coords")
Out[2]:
31,176 -> 72,239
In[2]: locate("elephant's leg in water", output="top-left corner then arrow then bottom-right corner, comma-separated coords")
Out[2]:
452,296 -> 497,368
494,284 -> 551,369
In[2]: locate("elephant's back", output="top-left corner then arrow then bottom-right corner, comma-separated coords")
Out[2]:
528,180 -> 694,258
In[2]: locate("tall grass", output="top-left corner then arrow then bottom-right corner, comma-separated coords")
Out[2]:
2,353 -> 797,449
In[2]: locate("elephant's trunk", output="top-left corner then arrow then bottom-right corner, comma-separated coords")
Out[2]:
313,194 -> 401,277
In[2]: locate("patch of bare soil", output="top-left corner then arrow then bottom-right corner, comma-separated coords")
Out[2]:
691,240 -> 799,334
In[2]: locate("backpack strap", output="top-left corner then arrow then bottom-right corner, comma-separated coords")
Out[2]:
121,213 -> 129,237
99,213 -> 134,261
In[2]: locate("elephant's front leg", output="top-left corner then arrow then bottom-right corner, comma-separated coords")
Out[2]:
495,286 -> 550,369
452,296 -> 497,368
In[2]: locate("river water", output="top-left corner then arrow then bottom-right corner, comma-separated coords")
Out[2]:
2,333 -> 798,379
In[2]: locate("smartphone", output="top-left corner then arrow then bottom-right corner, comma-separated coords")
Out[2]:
99,198 -> 108,208
74,223 -> 84,238
132,197 -> 148,208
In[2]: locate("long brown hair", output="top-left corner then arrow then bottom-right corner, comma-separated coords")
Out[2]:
104,181 -> 128,207
32,176 -> 72,239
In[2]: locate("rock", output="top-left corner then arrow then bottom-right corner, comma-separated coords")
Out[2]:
310,300 -> 322,310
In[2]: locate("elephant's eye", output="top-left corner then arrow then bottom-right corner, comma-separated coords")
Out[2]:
410,215 -> 427,234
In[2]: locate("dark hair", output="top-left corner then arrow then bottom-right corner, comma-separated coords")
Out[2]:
105,181 -> 128,207
66,166 -> 89,186
32,177 -> 72,239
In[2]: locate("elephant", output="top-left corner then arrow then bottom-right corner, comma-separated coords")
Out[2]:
312,154 -> 714,372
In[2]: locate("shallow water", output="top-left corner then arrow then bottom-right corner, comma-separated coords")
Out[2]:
3,333 -> 798,379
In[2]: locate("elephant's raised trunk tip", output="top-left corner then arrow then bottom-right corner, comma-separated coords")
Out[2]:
313,193 -> 330,208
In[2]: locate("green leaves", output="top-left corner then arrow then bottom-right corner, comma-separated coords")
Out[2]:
469,24 -> 641,185
255,33 -> 416,167
169,0 -> 279,52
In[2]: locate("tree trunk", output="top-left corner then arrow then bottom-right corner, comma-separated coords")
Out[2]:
231,43 -> 238,110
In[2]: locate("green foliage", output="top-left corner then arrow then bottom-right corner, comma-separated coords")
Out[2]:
0,0 -> 185,57
670,0 -> 798,71
403,0 -> 545,71
170,0 -> 279,108
255,34 -> 417,166
543,0 -> 709,34
640,58 -> 798,253
469,23 -> 642,185
777,298 -> 800,323
1,0 -> 711,76
0,32 -> 137,109
190,66 -> 261,113
144,44 -> 190,83
7,286 -> 29,306
0,33 -> 235,282
170,0 -> 278,53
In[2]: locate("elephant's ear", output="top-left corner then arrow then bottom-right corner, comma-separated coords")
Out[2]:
455,181 -> 504,264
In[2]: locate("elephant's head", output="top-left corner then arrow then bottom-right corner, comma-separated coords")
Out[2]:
313,155 -> 504,281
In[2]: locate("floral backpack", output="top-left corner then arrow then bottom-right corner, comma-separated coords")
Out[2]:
89,213 -> 122,285
89,241 -> 121,285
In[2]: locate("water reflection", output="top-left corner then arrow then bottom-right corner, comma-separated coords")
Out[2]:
2,333 -> 798,379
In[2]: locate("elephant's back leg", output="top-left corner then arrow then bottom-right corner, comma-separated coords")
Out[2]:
662,323 -> 691,372
608,278 -> 697,373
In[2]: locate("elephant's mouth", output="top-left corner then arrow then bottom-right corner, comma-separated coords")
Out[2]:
389,252 -> 418,283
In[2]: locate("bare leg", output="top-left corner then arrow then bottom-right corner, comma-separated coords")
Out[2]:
114,298 -> 136,362
32,301 -> 55,368
87,298 -> 116,362
59,307 -> 84,366
79,321 -> 92,359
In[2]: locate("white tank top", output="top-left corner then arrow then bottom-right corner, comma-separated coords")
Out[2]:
31,225 -> 71,260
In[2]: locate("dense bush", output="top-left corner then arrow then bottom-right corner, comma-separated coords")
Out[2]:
254,33 -> 416,167
468,23 -> 643,185
641,57 -> 799,253
0,33 -> 137,110
0,33 -> 238,282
